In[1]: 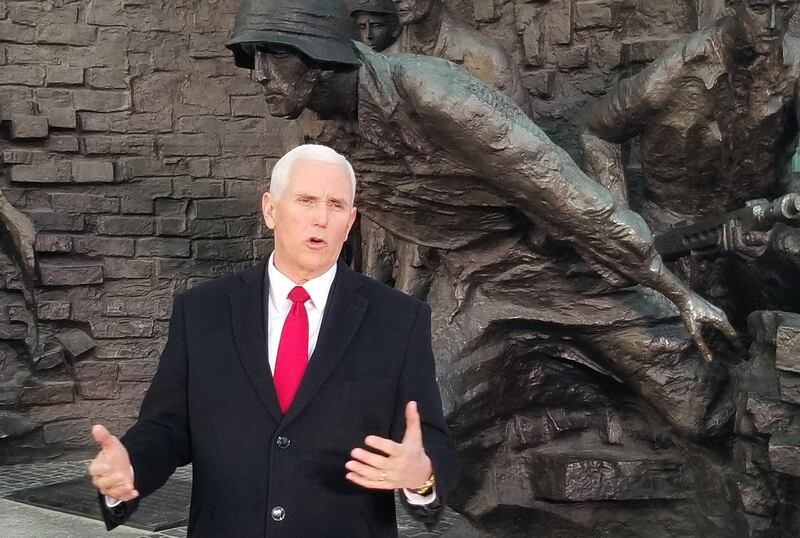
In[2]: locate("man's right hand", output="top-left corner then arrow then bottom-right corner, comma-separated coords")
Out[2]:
88,424 -> 138,502
678,290 -> 742,362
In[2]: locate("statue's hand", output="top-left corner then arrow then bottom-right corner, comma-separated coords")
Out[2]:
767,223 -> 800,258
719,219 -> 770,259
677,291 -> 740,362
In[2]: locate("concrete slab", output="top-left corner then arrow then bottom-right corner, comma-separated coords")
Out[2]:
0,498 -> 144,538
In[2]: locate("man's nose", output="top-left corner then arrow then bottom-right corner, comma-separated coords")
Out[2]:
311,204 -> 329,227
367,27 -> 375,41
253,53 -> 269,83
768,5 -> 777,30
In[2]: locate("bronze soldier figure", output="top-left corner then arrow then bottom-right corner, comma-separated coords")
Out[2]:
581,0 -> 800,322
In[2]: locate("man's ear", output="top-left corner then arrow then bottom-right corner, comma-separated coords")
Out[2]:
347,206 -> 358,234
262,192 -> 277,230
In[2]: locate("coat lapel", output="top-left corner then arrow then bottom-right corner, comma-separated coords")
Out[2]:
282,262 -> 368,426
229,257 -> 283,423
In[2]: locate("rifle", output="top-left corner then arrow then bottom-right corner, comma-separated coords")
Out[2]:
653,193 -> 800,260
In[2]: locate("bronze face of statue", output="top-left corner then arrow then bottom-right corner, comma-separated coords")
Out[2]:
247,44 -> 334,119
350,0 -> 400,52
735,0 -> 798,54
392,0 -> 435,25
353,12 -> 399,51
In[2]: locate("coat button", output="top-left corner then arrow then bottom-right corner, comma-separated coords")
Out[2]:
276,436 -> 290,449
271,506 -> 286,521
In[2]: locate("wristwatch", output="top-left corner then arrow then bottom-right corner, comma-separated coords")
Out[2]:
411,473 -> 435,496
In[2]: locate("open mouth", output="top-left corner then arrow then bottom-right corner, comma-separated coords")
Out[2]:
307,237 -> 327,249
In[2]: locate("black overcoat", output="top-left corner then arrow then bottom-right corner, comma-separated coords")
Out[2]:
102,258 -> 458,537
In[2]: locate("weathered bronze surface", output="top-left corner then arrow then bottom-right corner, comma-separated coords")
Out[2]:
581,0 -> 800,325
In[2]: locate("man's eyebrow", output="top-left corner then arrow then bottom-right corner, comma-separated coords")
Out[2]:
327,195 -> 348,204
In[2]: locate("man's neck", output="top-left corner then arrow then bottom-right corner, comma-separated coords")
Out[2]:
272,255 -> 334,286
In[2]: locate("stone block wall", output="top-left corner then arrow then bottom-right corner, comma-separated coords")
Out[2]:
0,0 -> 286,463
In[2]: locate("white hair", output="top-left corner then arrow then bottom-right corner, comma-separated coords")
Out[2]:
270,144 -> 357,202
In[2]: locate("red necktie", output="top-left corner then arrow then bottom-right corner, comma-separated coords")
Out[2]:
274,286 -> 311,414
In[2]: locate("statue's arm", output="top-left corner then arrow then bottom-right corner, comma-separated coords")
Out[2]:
580,52 -> 679,206
472,46 -> 529,110
399,63 -> 734,356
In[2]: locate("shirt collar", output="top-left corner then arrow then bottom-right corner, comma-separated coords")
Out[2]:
267,252 -> 337,312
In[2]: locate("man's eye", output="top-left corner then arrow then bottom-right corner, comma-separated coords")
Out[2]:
371,23 -> 386,29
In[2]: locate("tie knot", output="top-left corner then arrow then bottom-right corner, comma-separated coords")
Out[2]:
288,286 -> 310,304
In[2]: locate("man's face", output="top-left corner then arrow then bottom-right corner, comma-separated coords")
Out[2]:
392,0 -> 436,25
252,45 -> 328,119
263,159 -> 357,282
355,12 -> 399,51
735,0 -> 799,53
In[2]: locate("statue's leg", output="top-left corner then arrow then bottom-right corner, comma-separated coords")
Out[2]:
428,240 -> 731,440
393,239 -> 433,300
578,311 -> 731,438
359,215 -> 395,284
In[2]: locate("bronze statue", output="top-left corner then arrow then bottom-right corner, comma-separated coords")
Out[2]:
228,0 -> 738,435
360,0 -> 532,298
387,0 -> 528,108
581,0 -> 800,323
348,0 -> 429,298
349,0 -> 400,52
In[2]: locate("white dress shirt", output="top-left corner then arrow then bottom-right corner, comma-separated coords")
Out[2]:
267,252 -> 336,373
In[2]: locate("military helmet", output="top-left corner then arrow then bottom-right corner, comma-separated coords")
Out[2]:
227,0 -> 359,69
348,0 -> 398,16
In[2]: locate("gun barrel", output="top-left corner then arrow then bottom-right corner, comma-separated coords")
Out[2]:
654,194 -> 800,260
780,193 -> 800,219
762,193 -> 800,223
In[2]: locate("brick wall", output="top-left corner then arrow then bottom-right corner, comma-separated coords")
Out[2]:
0,0 -> 286,462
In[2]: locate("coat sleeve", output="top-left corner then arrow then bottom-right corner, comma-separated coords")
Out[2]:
392,302 -> 459,526
99,293 -> 192,529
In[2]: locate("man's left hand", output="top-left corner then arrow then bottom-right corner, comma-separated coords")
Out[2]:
720,219 -> 771,259
345,401 -> 433,490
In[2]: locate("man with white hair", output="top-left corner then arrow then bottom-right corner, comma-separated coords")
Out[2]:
88,144 -> 458,537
